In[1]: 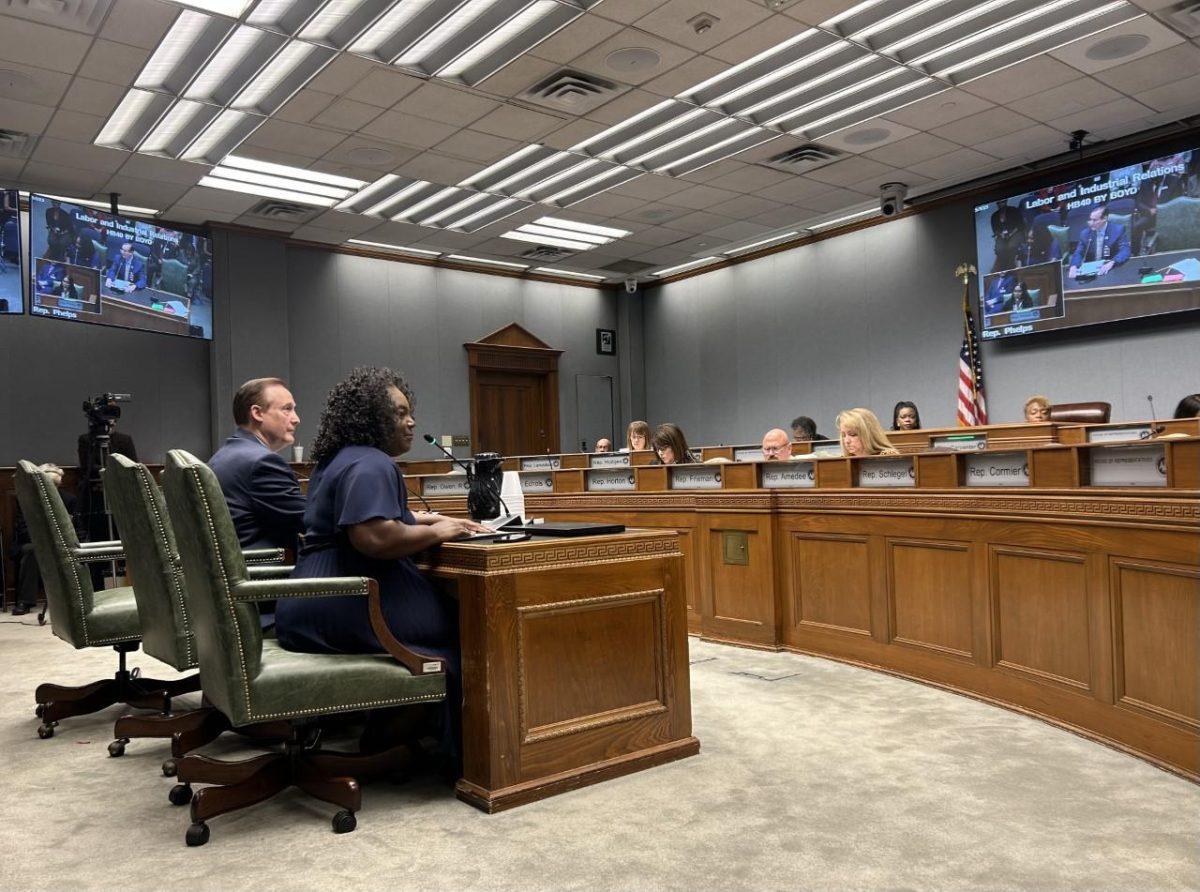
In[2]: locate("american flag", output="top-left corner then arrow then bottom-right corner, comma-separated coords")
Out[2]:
957,302 -> 988,426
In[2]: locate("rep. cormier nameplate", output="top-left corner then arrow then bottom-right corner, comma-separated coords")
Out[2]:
587,469 -> 636,491
964,452 -> 1029,487
761,462 -> 816,488
857,457 -> 915,487
1088,444 -> 1167,487
669,466 -> 723,489
590,453 -> 630,468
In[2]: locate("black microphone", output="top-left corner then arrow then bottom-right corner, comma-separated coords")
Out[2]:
423,434 -> 511,519
1147,395 -> 1164,435
424,433 -> 475,476
1147,394 -> 1156,422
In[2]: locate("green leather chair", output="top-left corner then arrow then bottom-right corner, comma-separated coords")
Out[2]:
158,258 -> 188,296
162,450 -> 446,847
13,461 -> 195,739
102,454 -> 289,774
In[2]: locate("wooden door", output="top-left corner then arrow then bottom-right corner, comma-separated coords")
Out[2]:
476,370 -> 549,455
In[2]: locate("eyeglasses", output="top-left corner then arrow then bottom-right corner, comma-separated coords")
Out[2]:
762,445 -> 788,455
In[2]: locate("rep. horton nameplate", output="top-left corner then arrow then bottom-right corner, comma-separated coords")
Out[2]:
965,452 -> 1029,487
761,462 -> 816,488
857,457 -> 916,488
1088,444 -> 1167,487
520,456 -> 562,471
519,472 -> 554,493
422,475 -> 469,496
733,446 -> 763,462
590,453 -> 630,468
669,466 -> 723,490
587,469 -> 636,491
1087,425 -> 1154,443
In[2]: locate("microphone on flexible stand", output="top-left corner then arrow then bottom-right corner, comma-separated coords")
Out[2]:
423,434 -> 511,520
1147,395 -> 1165,435
424,433 -> 474,475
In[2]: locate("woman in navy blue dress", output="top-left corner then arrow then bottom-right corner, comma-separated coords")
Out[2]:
275,366 -> 487,761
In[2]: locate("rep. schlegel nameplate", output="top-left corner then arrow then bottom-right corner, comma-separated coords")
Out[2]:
857,458 -> 916,488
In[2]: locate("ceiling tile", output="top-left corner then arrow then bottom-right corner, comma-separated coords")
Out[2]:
98,174 -> 190,208
361,110 -> 461,149
641,54 -> 727,97
751,205 -> 808,228
908,146 -> 1002,181
571,30 -> 696,86
708,14 -> 810,63
233,214 -> 298,233
178,185 -> 260,213
973,124 -> 1068,163
395,82 -> 499,127
44,108 -> 105,143
625,203 -> 693,224
709,193 -> 786,218
0,61 -> 73,107
704,164 -> 792,193
33,136 -> 128,175
666,183 -> 742,209
118,153 -> 207,185
793,187 -> 867,214
863,132 -> 960,168
676,156 -> 745,182
886,89 -> 993,131
0,158 -> 23,179
290,224 -> 352,244
99,0 -> 178,50
413,229 -> 491,250
436,128 -> 520,163
322,135 -> 420,172
620,224 -> 690,246
708,219 -> 773,241
234,144 -> 323,169
592,0 -> 672,25
633,0 -> 772,53
0,17 -> 92,74
1095,42 -> 1200,95
608,172 -> 691,200
244,119 -> 347,158
632,245 -> 693,264
474,54 -> 559,98
1055,97 -> 1156,136
752,175 -> 841,204
275,88 -> 337,124
76,39 -> 150,86
344,68 -> 423,108
586,88 -> 664,124
668,208 -> 737,233
470,105 -> 564,140
1007,79 -> 1124,121
359,219 -> 433,245
960,56 -> 1081,105
670,233 -> 726,254
305,54 -> 376,96
929,107 -> 1040,146
309,210 -> 381,233
395,152 -> 481,184
1049,17 -> 1183,74
20,160 -> 112,195
542,118 -> 609,150
528,15 -> 625,63
59,76 -> 125,116
0,96 -> 55,135
782,0 -> 863,25
164,205 -> 239,225
565,191 -> 646,217
805,155 -> 896,188
818,118 -> 919,155
311,98 -> 384,132
1125,71 -> 1200,114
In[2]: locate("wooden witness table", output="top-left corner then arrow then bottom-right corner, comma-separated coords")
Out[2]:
416,529 -> 699,812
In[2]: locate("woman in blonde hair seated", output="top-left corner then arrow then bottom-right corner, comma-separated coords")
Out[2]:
836,408 -> 898,457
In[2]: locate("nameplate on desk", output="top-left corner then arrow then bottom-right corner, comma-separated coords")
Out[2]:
519,472 -> 554,493
1088,445 -> 1167,487
733,447 -> 763,462
669,466 -> 722,489
761,462 -> 816,488
422,476 -> 469,496
965,452 -> 1029,487
520,456 -> 561,471
1087,425 -> 1153,443
812,442 -> 842,456
590,453 -> 630,468
587,469 -> 636,491
857,458 -> 915,487
932,433 -> 988,452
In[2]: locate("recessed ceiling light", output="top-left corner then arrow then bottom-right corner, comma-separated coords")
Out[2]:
348,238 -> 441,256
650,257 -> 720,277
198,174 -> 338,206
1084,32 -> 1150,61
605,47 -> 661,73
501,230 -> 596,251
94,89 -> 174,151
535,217 -> 630,239
447,254 -> 529,269
500,217 -> 630,252
180,109 -> 265,163
533,267 -> 606,280
722,231 -> 799,255
223,154 -> 367,189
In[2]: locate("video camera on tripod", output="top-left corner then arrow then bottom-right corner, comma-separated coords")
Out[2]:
83,392 -> 130,436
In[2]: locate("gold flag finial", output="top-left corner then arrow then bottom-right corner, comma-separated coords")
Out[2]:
955,262 -> 977,284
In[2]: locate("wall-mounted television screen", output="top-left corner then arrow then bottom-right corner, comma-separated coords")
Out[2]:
28,194 -> 213,339
1,190 -> 22,313
974,149 -> 1200,340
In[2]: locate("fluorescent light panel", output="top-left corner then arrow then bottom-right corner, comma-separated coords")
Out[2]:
181,109 -> 264,162
207,164 -> 355,199
533,267 -> 605,280
418,191 -> 492,226
651,257 -> 719,277
518,223 -> 609,245
247,0 -> 326,35
300,0 -> 397,48
335,173 -> 402,211
535,217 -> 629,239
231,39 -> 334,115
810,207 -> 875,230
444,196 -> 524,230
544,167 -> 641,205
679,29 -> 819,104
447,254 -> 528,268
183,25 -> 287,106
439,0 -> 560,81
95,89 -> 173,151
723,232 -> 799,255
348,239 -> 441,255
135,11 -> 233,95
500,231 -> 597,251
907,0 -> 1080,66
222,155 -> 366,189
139,99 -> 221,156
365,181 -> 432,217
198,174 -> 337,205
460,143 -> 546,187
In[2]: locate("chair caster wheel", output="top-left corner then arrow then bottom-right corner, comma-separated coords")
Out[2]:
108,738 -> 129,757
35,704 -> 44,718
37,723 -> 54,739
168,783 -> 193,806
185,822 -> 209,847
162,759 -> 177,777
332,810 -> 356,834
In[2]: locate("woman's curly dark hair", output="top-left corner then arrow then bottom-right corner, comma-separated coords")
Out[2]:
310,366 -> 415,464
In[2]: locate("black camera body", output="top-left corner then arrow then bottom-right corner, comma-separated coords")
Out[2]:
82,392 -> 130,433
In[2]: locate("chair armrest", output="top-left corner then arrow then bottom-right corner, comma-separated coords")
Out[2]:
246,564 -> 295,580
70,544 -> 125,564
229,578 -> 444,676
242,547 -> 287,565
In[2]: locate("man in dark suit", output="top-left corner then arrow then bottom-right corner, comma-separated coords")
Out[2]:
104,242 -> 147,292
989,199 -> 1027,272
44,200 -> 75,261
208,377 -> 305,553
1069,204 -> 1131,279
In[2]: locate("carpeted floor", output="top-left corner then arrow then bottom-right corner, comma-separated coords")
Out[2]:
1,617 -> 1196,892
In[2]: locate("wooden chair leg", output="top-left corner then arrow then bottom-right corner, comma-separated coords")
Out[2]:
293,774 -> 361,813
40,682 -> 121,725
172,708 -> 232,758
177,752 -> 280,786
135,675 -> 201,698
35,678 -> 112,705
188,756 -> 290,824
305,744 -> 415,782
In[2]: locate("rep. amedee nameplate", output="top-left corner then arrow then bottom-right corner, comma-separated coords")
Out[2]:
587,469 -> 636,491
857,457 -> 916,487
965,452 -> 1029,487
1087,425 -> 1154,443
422,476 -> 469,496
590,453 -> 630,468
1088,444 -> 1168,487
761,462 -> 816,488
519,472 -> 554,493
520,456 -> 562,471
669,466 -> 723,489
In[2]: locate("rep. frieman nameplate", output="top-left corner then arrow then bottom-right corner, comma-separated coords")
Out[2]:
857,457 -> 915,487
519,472 -> 554,493
1088,444 -> 1167,487
422,476 -> 469,496
669,466 -> 723,489
761,461 -> 816,488
587,469 -> 636,491
520,456 -> 562,471
1087,425 -> 1154,443
590,453 -> 630,468
965,452 -> 1029,487
734,447 -> 763,462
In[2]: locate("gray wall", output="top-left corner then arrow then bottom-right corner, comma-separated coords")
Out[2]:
212,232 -> 623,460
643,202 -> 1200,446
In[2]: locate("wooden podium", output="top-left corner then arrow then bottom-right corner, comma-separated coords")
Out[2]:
418,529 -> 699,812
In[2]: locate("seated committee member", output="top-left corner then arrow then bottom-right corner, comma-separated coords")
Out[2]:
837,408 -> 898,457
761,428 -> 792,461
594,437 -> 613,453
651,423 -> 698,465
274,367 -> 488,764
1024,395 -> 1052,423
104,243 -> 147,293
1068,205 -> 1130,279
791,416 -> 827,442
892,401 -> 921,431
623,420 -> 650,452
1173,393 -> 1200,419
209,377 -> 306,552
65,233 -> 96,268
1009,280 -> 1034,311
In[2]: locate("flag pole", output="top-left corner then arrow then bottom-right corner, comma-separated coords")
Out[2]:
955,262 -> 979,424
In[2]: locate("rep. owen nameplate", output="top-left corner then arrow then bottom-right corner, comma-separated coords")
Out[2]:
422,475 -> 469,496
857,457 -> 916,487
965,452 -> 1029,487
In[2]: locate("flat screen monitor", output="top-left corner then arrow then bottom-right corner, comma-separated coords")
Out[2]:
1,190 -> 22,313
27,194 -> 213,339
974,149 -> 1200,340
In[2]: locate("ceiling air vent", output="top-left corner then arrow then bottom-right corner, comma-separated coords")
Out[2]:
247,200 -> 319,223
521,70 -> 624,115
757,144 -> 842,174
0,129 -> 32,158
0,0 -> 113,34
519,245 -> 575,261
